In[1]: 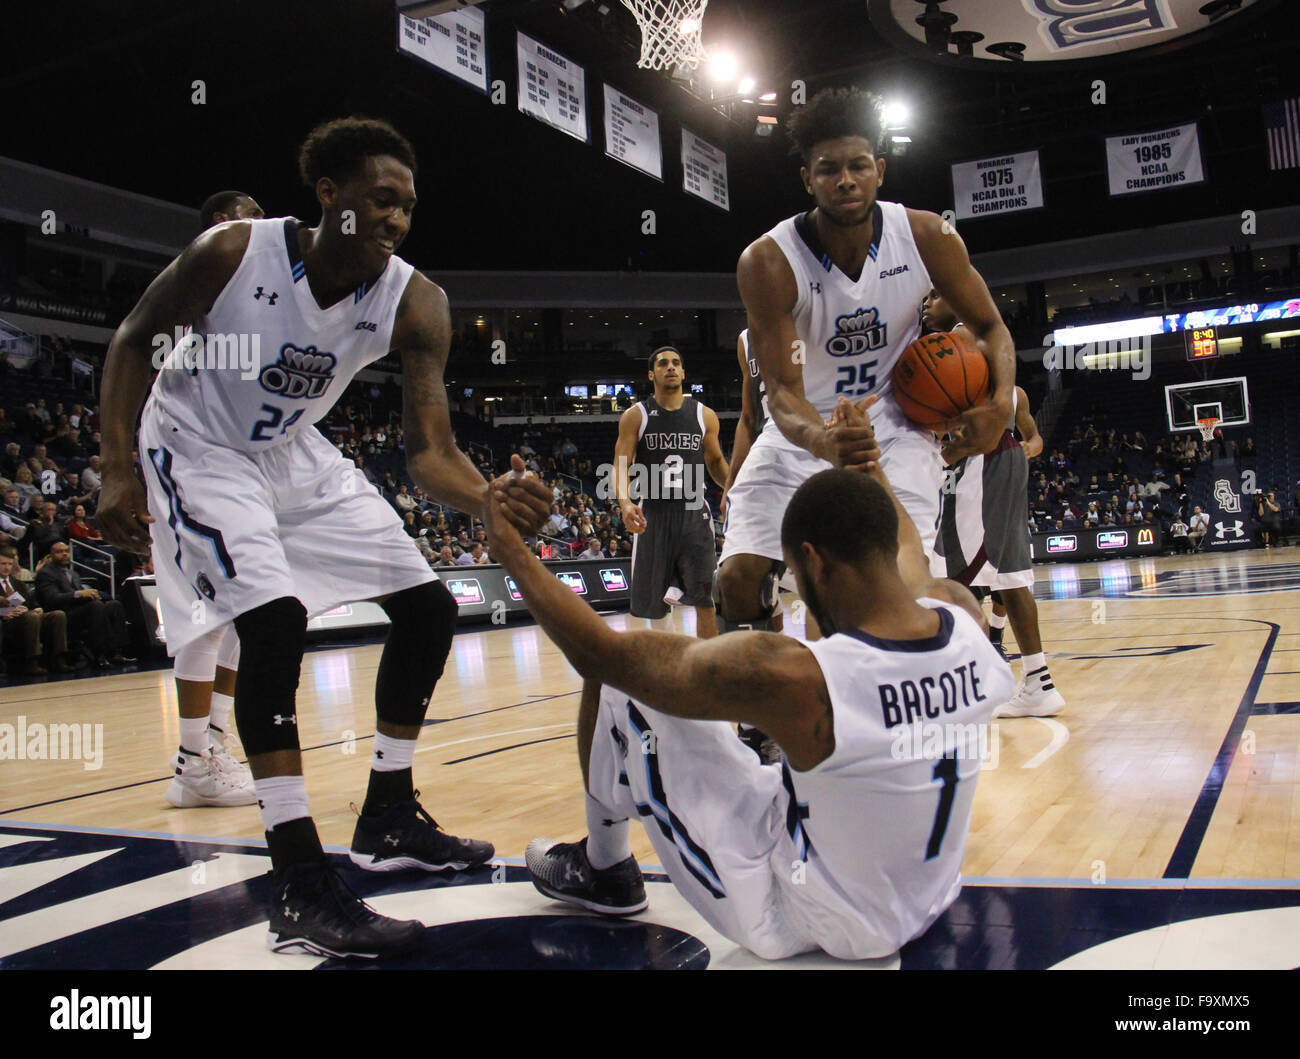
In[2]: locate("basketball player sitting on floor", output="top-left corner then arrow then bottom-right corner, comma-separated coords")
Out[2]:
486,396 -> 1015,961
923,290 -> 1064,718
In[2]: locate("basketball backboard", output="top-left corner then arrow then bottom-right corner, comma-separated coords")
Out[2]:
1164,377 -> 1250,433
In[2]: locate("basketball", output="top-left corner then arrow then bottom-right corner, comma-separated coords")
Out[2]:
892,331 -> 989,431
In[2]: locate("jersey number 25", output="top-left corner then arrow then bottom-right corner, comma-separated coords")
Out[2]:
834,361 -> 878,397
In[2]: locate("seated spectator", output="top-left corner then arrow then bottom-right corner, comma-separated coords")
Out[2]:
28,502 -> 68,560
433,546 -> 459,568
34,542 -> 131,667
578,539 -> 602,560
1242,437 -> 1256,459
1,443 -> 23,481
66,505 -> 102,542
401,511 -> 419,539
80,455 -> 103,496
1169,516 -> 1190,553
457,541 -> 489,565
2,489 -> 27,522
392,483 -> 416,515
11,466 -> 41,511
1188,506 -> 1209,552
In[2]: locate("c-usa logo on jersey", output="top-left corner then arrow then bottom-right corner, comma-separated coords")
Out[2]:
826,307 -> 888,358
259,342 -> 338,400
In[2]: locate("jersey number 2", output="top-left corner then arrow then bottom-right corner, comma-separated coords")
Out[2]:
835,361 -> 878,397
926,752 -> 958,861
251,404 -> 304,442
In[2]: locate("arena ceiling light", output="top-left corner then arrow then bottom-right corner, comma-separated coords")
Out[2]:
737,76 -> 757,95
881,99 -> 911,129
708,50 -> 740,83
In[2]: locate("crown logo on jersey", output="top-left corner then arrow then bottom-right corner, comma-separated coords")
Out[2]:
826,307 -> 888,357
258,342 -> 338,400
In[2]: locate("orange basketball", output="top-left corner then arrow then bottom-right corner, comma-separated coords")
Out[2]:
891,330 -> 989,431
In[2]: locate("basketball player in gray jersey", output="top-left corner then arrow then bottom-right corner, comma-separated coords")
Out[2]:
97,118 -> 552,958
616,346 -> 727,638
719,87 -> 1016,640
924,291 -> 1064,717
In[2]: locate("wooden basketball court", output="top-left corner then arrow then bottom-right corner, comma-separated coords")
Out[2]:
3,546 -> 1299,968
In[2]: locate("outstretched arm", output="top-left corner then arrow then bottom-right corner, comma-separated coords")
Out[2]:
394,273 -> 551,531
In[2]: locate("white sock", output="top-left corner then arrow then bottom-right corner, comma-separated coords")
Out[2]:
178,716 -> 209,758
1021,652 -> 1049,683
255,775 -> 311,831
372,732 -> 416,772
584,792 -> 630,869
989,613 -> 1007,630
208,692 -> 235,748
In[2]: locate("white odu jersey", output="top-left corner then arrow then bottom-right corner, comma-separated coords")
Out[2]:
780,600 -> 1015,957
762,200 -> 932,448
148,217 -> 414,451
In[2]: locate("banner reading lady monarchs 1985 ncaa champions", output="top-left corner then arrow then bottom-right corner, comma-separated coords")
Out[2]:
1106,122 -> 1205,196
951,151 -> 1044,221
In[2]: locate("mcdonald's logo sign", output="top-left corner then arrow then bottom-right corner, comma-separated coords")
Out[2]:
1137,528 -> 1155,545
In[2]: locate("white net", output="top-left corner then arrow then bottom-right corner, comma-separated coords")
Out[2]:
1197,417 -> 1220,443
620,0 -> 710,71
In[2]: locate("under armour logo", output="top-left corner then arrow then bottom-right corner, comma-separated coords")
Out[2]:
254,287 -> 279,305
375,749 -> 384,759
384,834 -> 400,846
272,714 -> 296,726
565,864 -> 586,884
283,907 -> 300,921
1215,521 -> 1244,538
810,282 -> 822,294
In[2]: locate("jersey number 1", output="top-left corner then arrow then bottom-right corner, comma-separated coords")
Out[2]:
926,752 -> 958,861
251,404 -> 304,442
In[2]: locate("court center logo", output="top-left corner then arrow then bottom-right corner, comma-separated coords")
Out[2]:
826,307 -> 887,357
1026,0 -> 1174,51
259,342 -> 337,400
1213,478 -> 1242,514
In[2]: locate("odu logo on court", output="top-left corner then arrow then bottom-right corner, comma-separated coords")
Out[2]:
826,307 -> 887,358
1028,0 -> 1171,50
259,342 -> 337,400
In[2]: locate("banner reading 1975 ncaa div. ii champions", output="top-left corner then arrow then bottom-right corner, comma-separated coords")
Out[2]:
1106,122 -> 1205,196
951,151 -> 1044,221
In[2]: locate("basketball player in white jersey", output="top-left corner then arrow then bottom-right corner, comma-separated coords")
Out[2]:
718,87 -> 1016,636
490,396 -> 1013,959
164,190 -> 266,809
97,118 -> 553,958
924,291 -> 1064,717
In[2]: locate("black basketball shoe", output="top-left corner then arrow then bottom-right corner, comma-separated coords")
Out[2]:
350,792 -> 494,872
266,858 -> 423,959
525,837 -> 648,916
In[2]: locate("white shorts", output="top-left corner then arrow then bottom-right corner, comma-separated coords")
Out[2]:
720,416 -> 942,567
140,403 -> 434,657
587,685 -> 817,960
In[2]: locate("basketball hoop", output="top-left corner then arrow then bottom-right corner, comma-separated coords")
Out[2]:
1196,416 -> 1220,443
620,0 -> 710,71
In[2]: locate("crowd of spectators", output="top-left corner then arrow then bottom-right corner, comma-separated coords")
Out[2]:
1027,410 -> 1291,550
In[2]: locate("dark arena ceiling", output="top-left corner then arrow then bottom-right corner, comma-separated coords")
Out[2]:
3,0 -> 1297,272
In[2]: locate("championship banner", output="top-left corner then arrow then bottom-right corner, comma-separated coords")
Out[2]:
681,128 -> 729,211
1106,122 -> 1205,196
951,151 -> 1044,220
603,85 -> 663,181
1205,473 -> 1252,550
397,7 -> 488,94
516,32 -> 589,143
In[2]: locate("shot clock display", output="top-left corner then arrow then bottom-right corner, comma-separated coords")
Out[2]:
1185,326 -> 1219,361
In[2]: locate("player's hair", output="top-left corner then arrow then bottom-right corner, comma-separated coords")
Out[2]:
787,87 -> 887,164
297,117 -> 418,189
0,544 -> 18,559
781,469 -> 898,565
648,346 -> 682,372
198,190 -> 251,230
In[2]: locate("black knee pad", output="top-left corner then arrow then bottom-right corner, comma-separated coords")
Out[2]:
233,597 -> 307,755
714,564 -> 781,634
989,590 -> 1004,606
376,580 -> 457,726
